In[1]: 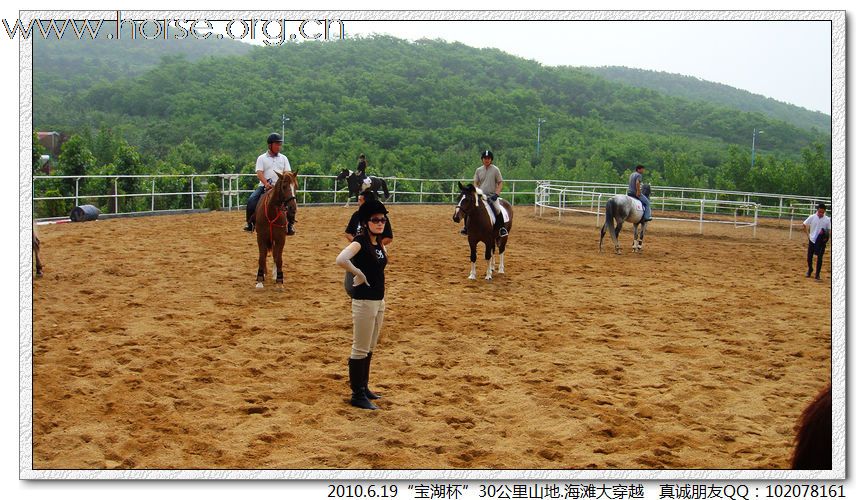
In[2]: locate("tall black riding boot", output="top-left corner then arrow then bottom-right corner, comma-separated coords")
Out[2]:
348,358 -> 378,410
364,352 -> 381,400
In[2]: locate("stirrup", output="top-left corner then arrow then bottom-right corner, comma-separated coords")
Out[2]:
460,228 -> 467,236
243,223 -> 254,232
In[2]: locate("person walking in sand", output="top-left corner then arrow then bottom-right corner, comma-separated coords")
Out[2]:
803,203 -> 831,280
335,199 -> 390,410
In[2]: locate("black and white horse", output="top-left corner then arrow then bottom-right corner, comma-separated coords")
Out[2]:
598,184 -> 652,254
453,183 -> 513,280
336,169 -> 390,204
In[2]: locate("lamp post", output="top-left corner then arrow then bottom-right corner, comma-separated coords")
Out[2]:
751,128 -> 763,168
281,114 -> 290,140
536,118 -> 546,156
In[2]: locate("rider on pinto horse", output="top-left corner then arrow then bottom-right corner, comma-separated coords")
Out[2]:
461,150 -> 508,238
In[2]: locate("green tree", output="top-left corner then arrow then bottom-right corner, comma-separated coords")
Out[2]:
32,133 -> 48,175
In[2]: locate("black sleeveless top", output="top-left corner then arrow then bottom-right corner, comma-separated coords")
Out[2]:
350,234 -> 387,300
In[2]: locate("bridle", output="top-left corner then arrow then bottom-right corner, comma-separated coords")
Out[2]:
263,179 -> 297,241
455,189 -> 480,221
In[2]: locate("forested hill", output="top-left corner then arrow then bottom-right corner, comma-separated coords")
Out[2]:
33,35 -> 830,197
583,66 -> 829,135
33,29 -> 253,123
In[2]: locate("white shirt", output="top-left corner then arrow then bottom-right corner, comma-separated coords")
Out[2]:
255,151 -> 292,186
803,213 -> 831,243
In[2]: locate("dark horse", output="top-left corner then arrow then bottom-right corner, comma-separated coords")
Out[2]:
791,385 -> 832,469
254,171 -> 299,289
452,183 -> 513,280
336,169 -> 390,204
598,184 -> 652,254
33,228 -> 44,277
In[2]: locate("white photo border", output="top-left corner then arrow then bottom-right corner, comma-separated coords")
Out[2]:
19,9 -> 846,481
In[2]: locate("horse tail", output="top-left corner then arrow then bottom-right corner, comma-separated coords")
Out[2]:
381,180 -> 390,200
599,198 -> 614,250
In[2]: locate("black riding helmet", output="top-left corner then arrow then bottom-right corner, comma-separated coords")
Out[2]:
481,150 -> 493,159
358,199 -> 388,223
267,133 -> 283,144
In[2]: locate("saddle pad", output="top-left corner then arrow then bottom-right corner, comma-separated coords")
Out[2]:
483,198 -> 509,223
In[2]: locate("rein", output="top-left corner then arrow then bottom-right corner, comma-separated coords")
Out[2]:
262,186 -> 296,241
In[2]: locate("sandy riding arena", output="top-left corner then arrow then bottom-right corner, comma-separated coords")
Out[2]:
31,205 -> 831,470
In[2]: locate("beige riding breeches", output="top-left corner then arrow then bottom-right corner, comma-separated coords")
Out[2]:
350,298 -> 385,359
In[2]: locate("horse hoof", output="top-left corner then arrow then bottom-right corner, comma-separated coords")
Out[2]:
468,275 -> 476,280
255,282 -> 264,289
485,276 -> 493,281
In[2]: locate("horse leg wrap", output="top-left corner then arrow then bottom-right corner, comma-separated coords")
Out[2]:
256,269 -> 265,282
276,271 -> 284,284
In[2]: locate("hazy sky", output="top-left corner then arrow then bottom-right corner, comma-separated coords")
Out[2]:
341,20 -> 831,114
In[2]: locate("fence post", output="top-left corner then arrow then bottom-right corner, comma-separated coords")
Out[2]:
753,205 -> 758,238
511,181 -> 516,205
75,177 -> 80,208
789,206 -> 795,240
333,178 -> 338,204
152,178 -> 156,211
595,193 -> 601,228
558,190 -> 562,221
392,179 -> 397,203
420,180 -> 424,204
699,199 -> 704,235
114,178 -> 119,213
190,177 -> 194,209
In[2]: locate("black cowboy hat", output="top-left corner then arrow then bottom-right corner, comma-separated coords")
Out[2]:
358,199 -> 388,222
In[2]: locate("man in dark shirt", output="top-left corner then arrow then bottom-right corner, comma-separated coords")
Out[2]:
627,164 -> 652,222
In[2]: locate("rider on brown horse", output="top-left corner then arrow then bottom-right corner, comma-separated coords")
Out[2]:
245,133 -> 296,235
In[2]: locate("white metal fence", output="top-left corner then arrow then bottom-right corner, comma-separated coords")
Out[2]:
533,180 -> 830,238
33,173 -> 830,229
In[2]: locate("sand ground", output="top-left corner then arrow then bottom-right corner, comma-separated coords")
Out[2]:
31,205 -> 832,470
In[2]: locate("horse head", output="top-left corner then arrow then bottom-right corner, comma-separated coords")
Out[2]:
453,182 -> 481,223
642,183 -> 652,199
335,169 -> 351,183
274,171 -> 299,224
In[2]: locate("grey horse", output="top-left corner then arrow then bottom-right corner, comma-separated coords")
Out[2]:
598,184 -> 652,254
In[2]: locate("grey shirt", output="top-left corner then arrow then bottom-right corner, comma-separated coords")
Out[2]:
628,171 -> 642,197
474,164 -> 503,195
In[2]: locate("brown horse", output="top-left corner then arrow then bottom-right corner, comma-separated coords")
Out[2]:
452,182 -> 512,280
254,171 -> 298,289
791,384 -> 832,469
33,228 -> 44,278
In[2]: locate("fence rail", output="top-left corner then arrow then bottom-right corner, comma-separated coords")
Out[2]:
534,182 -> 763,236
32,174 -> 830,225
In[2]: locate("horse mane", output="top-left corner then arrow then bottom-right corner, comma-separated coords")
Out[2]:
461,184 -> 486,201
791,385 -> 832,469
